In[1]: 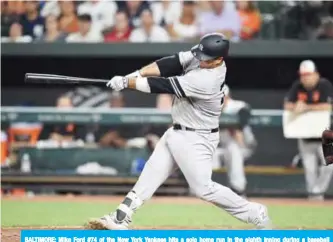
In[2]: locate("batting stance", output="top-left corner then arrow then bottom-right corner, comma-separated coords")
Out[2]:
87,33 -> 271,230
214,85 -> 257,196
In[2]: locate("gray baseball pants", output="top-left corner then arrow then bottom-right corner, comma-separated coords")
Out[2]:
132,127 -> 266,225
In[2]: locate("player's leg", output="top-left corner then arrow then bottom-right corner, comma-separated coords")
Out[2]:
87,128 -> 176,230
312,142 -> 333,198
167,130 -> 271,229
298,139 -> 320,198
212,147 -> 224,169
223,140 -> 246,196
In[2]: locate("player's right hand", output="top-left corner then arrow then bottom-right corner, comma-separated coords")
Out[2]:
106,76 -> 128,91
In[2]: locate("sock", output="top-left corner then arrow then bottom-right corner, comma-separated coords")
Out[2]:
115,191 -> 143,222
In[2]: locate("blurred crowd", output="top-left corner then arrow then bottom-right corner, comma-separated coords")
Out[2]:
2,0 -> 333,44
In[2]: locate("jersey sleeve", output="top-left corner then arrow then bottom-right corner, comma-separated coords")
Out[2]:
147,66 -> 223,100
178,51 -> 194,69
155,51 -> 192,77
175,70 -> 216,99
318,79 -> 333,103
284,82 -> 299,103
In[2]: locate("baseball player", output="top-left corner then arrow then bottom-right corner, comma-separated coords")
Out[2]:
87,33 -> 271,230
214,85 -> 257,196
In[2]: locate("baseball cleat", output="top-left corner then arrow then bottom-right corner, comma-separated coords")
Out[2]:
86,213 -> 130,230
247,202 -> 272,230
255,204 -> 272,230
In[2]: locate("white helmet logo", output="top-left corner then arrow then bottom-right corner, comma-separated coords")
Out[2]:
199,44 -> 203,51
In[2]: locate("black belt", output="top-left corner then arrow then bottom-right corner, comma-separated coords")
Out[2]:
173,124 -> 219,133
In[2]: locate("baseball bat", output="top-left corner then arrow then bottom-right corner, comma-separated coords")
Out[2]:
25,73 -> 109,86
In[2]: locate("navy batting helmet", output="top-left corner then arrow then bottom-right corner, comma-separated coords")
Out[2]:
191,33 -> 230,61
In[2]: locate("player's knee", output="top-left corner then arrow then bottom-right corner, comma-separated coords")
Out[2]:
190,182 -> 217,201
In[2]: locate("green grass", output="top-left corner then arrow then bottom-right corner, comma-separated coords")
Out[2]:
2,200 -> 333,228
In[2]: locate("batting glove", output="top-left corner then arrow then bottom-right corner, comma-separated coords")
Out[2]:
106,76 -> 128,91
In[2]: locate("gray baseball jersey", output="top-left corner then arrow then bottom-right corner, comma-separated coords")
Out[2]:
170,51 -> 227,129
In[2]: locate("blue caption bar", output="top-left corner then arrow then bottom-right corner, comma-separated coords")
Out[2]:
21,230 -> 332,242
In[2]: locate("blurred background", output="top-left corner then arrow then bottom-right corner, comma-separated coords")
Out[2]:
1,0 -> 333,199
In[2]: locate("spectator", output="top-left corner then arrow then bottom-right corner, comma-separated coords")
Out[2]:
285,1 -> 331,39
1,22 -> 32,43
6,0 -> 25,15
40,0 -> 60,18
235,0 -> 261,40
119,1 -> 150,28
19,1 -> 44,39
49,96 -> 76,143
198,1 -> 241,42
317,17 -> 333,39
66,14 -> 103,43
197,1 -> 211,11
150,0 -> 182,26
104,11 -> 131,42
36,15 -> 66,42
58,1 -> 79,34
129,9 -> 170,42
167,1 -> 198,41
1,1 -> 20,36
77,0 -> 117,33
302,1 -> 330,39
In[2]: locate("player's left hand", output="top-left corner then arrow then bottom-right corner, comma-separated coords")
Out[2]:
106,76 -> 128,91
